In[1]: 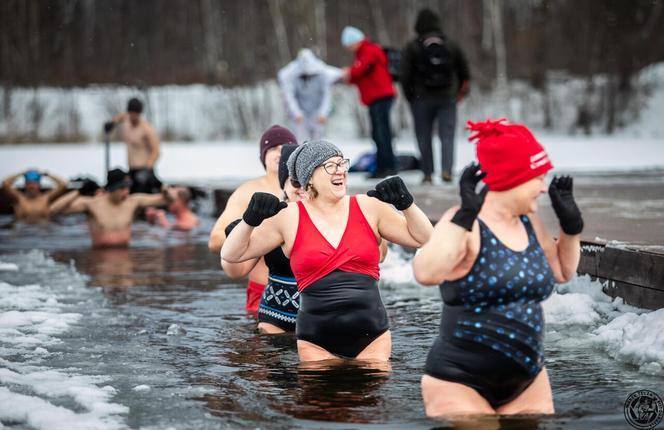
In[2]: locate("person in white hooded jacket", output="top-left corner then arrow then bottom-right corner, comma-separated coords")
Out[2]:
277,49 -> 342,141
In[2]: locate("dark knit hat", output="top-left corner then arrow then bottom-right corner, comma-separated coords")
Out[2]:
127,98 -> 143,113
415,8 -> 441,35
278,144 -> 299,189
105,168 -> 132,192
259,125 -> 297,167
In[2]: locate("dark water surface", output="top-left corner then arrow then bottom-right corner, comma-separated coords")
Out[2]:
0,215 -> 661,429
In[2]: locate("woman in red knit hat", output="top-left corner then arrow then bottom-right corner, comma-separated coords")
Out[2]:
413,119 -> 583,416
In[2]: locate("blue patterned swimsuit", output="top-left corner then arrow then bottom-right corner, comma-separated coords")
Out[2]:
257,247 -> 300,331
425,216 -> 556,407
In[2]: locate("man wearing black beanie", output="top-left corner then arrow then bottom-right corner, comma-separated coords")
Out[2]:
400,9 -> 471,185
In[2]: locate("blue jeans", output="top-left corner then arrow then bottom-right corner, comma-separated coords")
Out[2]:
368,96 -> 396,172
410,99 -> 457,176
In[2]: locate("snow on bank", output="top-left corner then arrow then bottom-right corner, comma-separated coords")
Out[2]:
594,310 -> 664,375
0,251 -> 128,430
1,133 -> 663,185
0,262 -> 18,271
542,275 -> 664,374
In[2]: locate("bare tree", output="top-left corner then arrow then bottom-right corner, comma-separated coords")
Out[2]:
489,0 -> 509,117
268,0 -> 292,65
314,1 -> 327,58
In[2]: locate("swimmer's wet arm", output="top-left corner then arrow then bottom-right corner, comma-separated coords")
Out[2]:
401,204 -> 434,246
49,190 -> 88,215
555,233 -> 581,282
110,112 -> 127,124
528,213 -> 580,283
220,218 -> 283,263
221,258 -> 260,279
218,217 -> 261,276
132,187 -> 172,208
378,239 -> 388,263
374,201 -> 433,248
43,171 -> 68,201
1,171 -> 24,199
145,125 -> 160,167
413,207 -> 470,285
546,176 -> 583,282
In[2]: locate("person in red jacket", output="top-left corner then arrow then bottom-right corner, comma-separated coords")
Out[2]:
341,26 -> 398,179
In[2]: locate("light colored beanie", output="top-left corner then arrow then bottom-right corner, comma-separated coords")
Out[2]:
341,26 -> 365,47
287,140 -> 343,188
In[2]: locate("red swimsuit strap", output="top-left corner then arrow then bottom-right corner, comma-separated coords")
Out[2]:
291,196 -> 380,291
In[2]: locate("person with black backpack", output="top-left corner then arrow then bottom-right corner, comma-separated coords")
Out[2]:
400,9 -> 470,184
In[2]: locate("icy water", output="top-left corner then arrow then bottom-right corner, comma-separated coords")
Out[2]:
1,215 -> 663,430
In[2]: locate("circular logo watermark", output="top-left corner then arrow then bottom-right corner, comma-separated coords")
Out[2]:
624,390 -> 664,430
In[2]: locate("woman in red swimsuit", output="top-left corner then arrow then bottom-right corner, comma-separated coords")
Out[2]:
222,140 -> 433,362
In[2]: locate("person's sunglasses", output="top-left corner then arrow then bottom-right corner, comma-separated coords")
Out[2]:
322,159 -> 350,175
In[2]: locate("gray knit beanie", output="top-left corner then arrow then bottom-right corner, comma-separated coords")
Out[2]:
287,140 -> 343,188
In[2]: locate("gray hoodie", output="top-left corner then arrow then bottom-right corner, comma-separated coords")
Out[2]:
277,49 -> 342,118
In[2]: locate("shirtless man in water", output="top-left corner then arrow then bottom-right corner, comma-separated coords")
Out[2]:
2,169 -> 67,223
104,98 -> 162,194
208,125 -> 297,315
50,168 -> 173,248
145,187 -> 200,231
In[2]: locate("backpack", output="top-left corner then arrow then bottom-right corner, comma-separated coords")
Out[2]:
349,152 -> 421,173
382,46 -> 402,82
416,34 -> 453,88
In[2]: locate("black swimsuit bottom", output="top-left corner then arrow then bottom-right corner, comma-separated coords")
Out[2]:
296,270 -> 389,359
425,306 -> 536,407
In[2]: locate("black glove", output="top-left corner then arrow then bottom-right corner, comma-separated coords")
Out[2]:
103,121 -> 115,133
224,218 -> 242,237
367,176 -> 413,211
549,175 -> 583,235
450,163 -> 488,231
78,178 -> 100,196
242,192 -> 288,227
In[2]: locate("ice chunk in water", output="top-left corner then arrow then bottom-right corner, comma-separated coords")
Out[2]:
166,324 -> 186,336
132,385 -> 151,392
593,308 -> 664,374
0,262 -> 19,271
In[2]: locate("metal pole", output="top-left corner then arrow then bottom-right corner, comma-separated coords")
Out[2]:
104,131 -> 110,176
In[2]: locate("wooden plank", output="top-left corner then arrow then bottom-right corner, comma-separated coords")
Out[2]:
601,277 -> 664,310
598,247 -> 664,292
578,241 -> 604,277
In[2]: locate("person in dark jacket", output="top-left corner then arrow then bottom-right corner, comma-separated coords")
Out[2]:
341,26 -> 398,179
400,9 -> 470,184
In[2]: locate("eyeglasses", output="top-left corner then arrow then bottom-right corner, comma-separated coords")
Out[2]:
322,159 -> 350,175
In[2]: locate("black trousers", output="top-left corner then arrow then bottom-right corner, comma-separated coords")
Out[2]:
368,96 -> 397,172
410,98 -> 457,176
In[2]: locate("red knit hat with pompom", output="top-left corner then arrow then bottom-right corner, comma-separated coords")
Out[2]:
467,119 -> 553,191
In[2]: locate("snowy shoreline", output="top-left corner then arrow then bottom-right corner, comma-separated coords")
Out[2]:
2,135 -> 664,185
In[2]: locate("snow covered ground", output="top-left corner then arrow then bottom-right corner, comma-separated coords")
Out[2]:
1,133 -> 663,186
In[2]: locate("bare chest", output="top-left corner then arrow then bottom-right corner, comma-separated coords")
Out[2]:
88,200 -> 136,230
